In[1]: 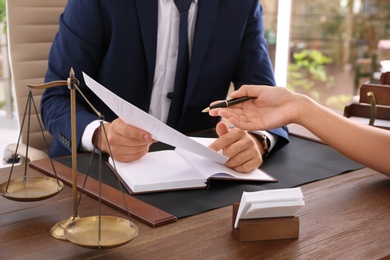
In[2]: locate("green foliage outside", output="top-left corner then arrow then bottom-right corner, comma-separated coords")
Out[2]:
0,0 -> 5,33
325,94 -> 353,111
287,49 -> 354,110
287,49 -> 334,101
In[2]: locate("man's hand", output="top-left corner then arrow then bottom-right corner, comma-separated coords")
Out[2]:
208,122 -> 264,173
93,118 -> 154,162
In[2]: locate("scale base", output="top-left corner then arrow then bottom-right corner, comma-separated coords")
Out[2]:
51,216 -> 80,240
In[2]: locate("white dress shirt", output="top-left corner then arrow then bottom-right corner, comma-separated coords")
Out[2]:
149,0 -> 198,122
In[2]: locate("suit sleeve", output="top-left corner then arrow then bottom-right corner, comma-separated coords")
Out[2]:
233,1 -> 289,153
41,0 -> 106,157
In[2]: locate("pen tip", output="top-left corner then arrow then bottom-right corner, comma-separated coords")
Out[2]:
201,107 -> 210,113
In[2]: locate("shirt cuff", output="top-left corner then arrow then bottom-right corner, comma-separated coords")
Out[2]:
249,130 -> 278,152
80,120 -> 108,152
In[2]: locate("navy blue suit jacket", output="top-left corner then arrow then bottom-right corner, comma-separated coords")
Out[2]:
41,0 -> 289,158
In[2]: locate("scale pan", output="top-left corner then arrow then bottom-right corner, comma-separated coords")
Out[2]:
65,216 -> 139,248
0,176 -> 64,202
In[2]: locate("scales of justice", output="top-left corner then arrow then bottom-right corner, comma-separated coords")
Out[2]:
0,68 -> 138,248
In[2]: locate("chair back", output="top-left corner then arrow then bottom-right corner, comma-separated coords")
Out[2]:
6,0 -> 67,152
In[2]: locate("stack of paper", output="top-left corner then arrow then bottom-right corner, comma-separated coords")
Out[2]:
234,187 -> 305,229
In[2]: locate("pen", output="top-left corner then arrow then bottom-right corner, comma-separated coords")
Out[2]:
201,96 -> 256,113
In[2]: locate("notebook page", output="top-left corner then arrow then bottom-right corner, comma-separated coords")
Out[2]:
175,148 -> 275,182
109,151 -> 206,193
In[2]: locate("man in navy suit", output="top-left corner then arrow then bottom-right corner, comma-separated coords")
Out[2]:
41,0 -> 289,173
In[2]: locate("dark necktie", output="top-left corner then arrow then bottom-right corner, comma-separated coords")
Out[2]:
167,0 -> 192,128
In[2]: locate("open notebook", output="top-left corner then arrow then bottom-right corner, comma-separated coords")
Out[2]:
83,73 -> 276,194
108,137 -> 276,194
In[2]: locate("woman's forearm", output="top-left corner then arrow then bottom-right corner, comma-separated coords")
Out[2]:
296,94 -> 390,176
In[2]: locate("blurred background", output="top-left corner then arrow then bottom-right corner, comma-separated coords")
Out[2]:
262,0 -> 390,109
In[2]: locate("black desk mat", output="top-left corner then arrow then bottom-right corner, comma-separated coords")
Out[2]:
55,135 -> 363,218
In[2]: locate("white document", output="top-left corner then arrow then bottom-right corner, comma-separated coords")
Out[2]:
83,72 -> 228,164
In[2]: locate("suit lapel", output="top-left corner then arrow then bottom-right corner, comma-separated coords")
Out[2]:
135,0 -> 158,94
186,0 -> 219,103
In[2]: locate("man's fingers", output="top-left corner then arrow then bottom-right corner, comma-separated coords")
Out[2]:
112,119 -> 152,142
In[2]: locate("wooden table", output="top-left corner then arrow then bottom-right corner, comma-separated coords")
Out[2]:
1,165 -> 390,259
